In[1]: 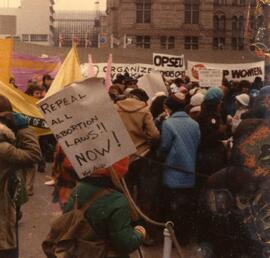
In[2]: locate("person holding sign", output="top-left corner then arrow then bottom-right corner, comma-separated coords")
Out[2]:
116,88 -> 160,244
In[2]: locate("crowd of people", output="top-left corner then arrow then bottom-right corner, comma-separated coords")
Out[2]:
0,69 -> 269,258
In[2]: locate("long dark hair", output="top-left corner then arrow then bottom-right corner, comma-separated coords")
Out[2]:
150,95 -> 167,119
201,99 -> 220,115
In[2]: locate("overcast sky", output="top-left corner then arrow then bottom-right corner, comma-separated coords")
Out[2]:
0,0 -> 106,11
54,0 -> 106,11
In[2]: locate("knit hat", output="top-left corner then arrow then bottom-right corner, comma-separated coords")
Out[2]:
92,157 -> 129,178
204,87 -> 224,102
259,85 -> 270,97
235,93 -> 250,107
190,93 -> 204,107
165,93 -> 186,111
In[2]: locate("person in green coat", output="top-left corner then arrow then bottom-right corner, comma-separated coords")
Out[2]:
64,158 -> 146,258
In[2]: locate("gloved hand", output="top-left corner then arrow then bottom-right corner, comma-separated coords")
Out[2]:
12,112 -> 29,128
134,225 -> 146,240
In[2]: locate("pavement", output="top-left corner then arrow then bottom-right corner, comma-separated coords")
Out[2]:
19,165 -> 201,258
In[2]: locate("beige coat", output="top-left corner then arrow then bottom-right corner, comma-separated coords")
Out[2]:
0,123 -> 41,250
116,98 -> 160,156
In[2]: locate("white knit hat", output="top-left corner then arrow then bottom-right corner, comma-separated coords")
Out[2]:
190,93 -> 204,107
235,93 -> 250,107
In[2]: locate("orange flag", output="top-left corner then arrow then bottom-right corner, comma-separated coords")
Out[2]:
0,38 -> 13,84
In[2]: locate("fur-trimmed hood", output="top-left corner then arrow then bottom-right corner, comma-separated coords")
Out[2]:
0,122 -> 15,143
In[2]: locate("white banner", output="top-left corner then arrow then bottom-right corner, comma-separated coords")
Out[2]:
38,78 -> 136,178
188,61 -> 265,82
199,69 -> 223,88
81,62 -> 185,80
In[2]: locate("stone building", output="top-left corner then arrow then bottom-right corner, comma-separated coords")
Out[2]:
0,0 -> 55,46
106,0 -> 259,51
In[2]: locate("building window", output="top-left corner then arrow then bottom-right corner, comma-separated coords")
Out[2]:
160,36 -> 175,49
213,37 -> 225,49
30,34 -> 48,42
214,14 -> 226,31
232,16 -> 238,31
185,36 -> 199,49
136,0 -> 151,23
214,15 -> 219,31
232,37 -> 244,50
239,16 -> 244,32
136,35 -> 151,48
220,15 -> 226,30
185,3 -> 199,24
22,34 -> 29,42
239,38 -> 244,50
232,38 -> 237,49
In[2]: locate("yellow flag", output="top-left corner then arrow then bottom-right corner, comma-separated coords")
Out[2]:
46,47 -> 83,98
0,81 -> 50,136
0,39 -> 13,84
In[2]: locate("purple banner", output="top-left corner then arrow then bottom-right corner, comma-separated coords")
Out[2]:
11,53 -> 61,91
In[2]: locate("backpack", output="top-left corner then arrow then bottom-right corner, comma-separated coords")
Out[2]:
42,189 -> 110,258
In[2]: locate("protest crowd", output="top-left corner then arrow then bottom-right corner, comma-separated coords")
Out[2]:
0,45 -> 270,258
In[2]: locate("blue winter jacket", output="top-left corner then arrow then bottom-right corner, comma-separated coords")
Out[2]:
158,111 -> 200,189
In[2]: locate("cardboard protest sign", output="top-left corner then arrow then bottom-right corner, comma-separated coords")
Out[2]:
138,71 -> 168,100
153,53 -> 185,78
199,69 -> 223,88
188,61 -> 265,82
38,78 -> 136,178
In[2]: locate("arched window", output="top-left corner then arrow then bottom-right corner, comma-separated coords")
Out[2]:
220,15 -> 226,30
232,16 -> 238,31
214,15 -> 219,31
